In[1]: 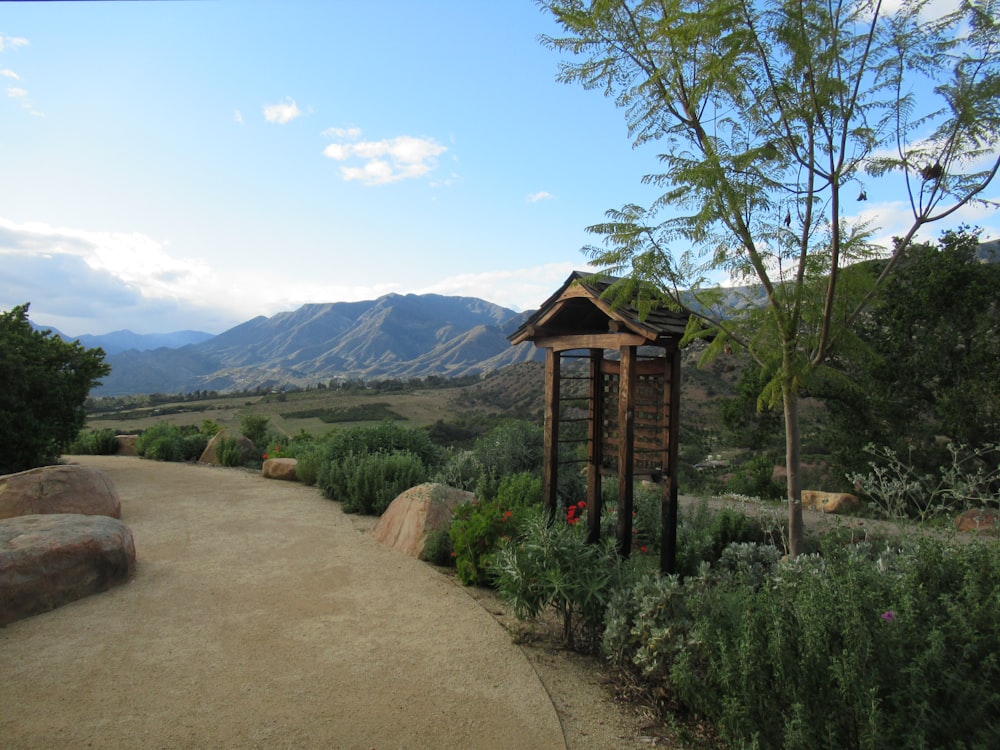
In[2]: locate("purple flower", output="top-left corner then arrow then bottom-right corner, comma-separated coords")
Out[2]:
880,610 -> 896,623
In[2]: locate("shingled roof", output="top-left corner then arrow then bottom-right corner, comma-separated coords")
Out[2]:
508,271 -> 690,348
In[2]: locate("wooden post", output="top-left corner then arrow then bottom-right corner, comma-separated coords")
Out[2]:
587,348 -> 604,544
661,346 -> 682,574
616,345 -> 636,557
543,348 -> 561,522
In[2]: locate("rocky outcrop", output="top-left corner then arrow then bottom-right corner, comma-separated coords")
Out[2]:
0,513 -> 136,626
0,464 -> 121,520
262,458 -> 299,481
371,483 -> 473,558
199,430 -> 256,466
801,490 -> 860,514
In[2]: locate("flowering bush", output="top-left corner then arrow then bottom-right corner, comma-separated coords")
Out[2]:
493,510 -> 622,652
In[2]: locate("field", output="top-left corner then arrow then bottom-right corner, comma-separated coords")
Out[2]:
85,362 -> 549,440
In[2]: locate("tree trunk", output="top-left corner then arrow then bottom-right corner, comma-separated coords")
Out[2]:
783,384 -> 804,556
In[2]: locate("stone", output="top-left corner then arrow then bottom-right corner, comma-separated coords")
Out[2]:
955,508 -> 1000,535
115,435 -> 138,456
0,513 -> 136,626
371,483 -> 474,558
262,458 -> 299,481
801,490 -> 860,514
199,430 -> 256,465
0,464 -> 122,520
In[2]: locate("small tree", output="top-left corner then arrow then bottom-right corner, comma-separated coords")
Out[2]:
0,304 -> 110,474
540,0 -> 1000,554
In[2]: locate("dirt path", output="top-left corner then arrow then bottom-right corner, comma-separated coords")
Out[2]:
1,456 -> 572,750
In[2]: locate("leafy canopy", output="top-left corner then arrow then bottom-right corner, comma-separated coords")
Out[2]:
0,304 -> 111,474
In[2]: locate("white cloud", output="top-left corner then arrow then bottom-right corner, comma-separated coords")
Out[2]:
417,262 -> 595,312
0,69 -> 19,79
6,86 -> 27,98
263,97 -> 301,124
526,191 -> 555,203
234,109 -> 244,125
322,129 -> 447,185
0,35 -> 29,52
322,126 -> 362,139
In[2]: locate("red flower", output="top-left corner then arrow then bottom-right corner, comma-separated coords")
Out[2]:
640,546 -> 648,553
262,453 -> 269,460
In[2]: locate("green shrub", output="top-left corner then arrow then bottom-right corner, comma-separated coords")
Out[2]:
216,436 -> 246,467
69,428 -> 120,455
493,510 -> 622,652
448,471 -> 540,586
326,451 -> 427,515
725,452 -> 783,499
420,528 -> 454,566
136,422 -> 187,461
472,420 -> 543,500
239,412 -> 271,452
669,539 -> 1000,750
432,448 -> 480,491
603,570 -> 693,680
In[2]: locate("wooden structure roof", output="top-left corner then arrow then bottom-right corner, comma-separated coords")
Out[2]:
508,271 -> 690,350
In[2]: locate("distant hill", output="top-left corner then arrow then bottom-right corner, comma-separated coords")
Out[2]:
73,329 -> 215,355
96,293 -> 541,396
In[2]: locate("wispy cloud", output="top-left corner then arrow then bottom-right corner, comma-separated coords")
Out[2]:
263,97 -> 301,124
526,191 -> 555,203
6,86 -> 27,98
323,128 -> 447,186
0,69 -> 19,80
0,34 -> 29,52
234,109 -> 244,125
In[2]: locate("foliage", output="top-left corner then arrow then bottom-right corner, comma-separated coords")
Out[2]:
718,362 -> 783,451
448,472 -> 540,586
239,412 -> 271,453
471,420 -> 543,501
849,442 -> 1000,522
280,402 -> 402,423
420,527 -> 454,567
68,428 -> 120,456
323,450 -> 427,515
0,304 -> 110,473
668,539 -> 1000,750
823,228 -> 1000,474
431,448 -> 480,492
216,436 -> 247,468
136,422 -> 205,462
725,453 -> 784,500
493,510 -> 623,652
540,0 -> 1000,555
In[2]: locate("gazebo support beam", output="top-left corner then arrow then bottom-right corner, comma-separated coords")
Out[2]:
542,348 -> 560,522
661,345 -> 682,574
586,348 -> 604,544
616,345 -> 636,556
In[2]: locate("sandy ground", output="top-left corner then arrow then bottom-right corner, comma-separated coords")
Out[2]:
0,456 -> 660,750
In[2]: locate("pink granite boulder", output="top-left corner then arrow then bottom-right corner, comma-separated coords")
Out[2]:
371,483 -> 473,558
0,464 -> 121,520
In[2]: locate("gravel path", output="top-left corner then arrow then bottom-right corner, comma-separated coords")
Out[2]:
0,456 -> 569,750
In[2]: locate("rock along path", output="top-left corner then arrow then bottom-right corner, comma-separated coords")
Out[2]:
0,456 -> 566,750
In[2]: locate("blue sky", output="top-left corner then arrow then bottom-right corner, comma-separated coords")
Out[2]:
1,1 -> 997,337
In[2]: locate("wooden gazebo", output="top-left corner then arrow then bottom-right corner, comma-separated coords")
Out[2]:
508,271 -> 691,574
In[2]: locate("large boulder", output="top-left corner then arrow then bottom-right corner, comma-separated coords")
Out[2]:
262,458 -> 299,481
371,483 -> 474,558
801,490 -> 860,514
199,430 -> 256,466
0,464 -> 121,520
0,513 -> 136,626
115,434 -> 138,456
955,507 -> 1000,535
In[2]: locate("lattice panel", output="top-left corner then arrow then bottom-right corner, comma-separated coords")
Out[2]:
600,358 -> 672,477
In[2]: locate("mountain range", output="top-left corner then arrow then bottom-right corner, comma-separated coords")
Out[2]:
91,293 -> 542,396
